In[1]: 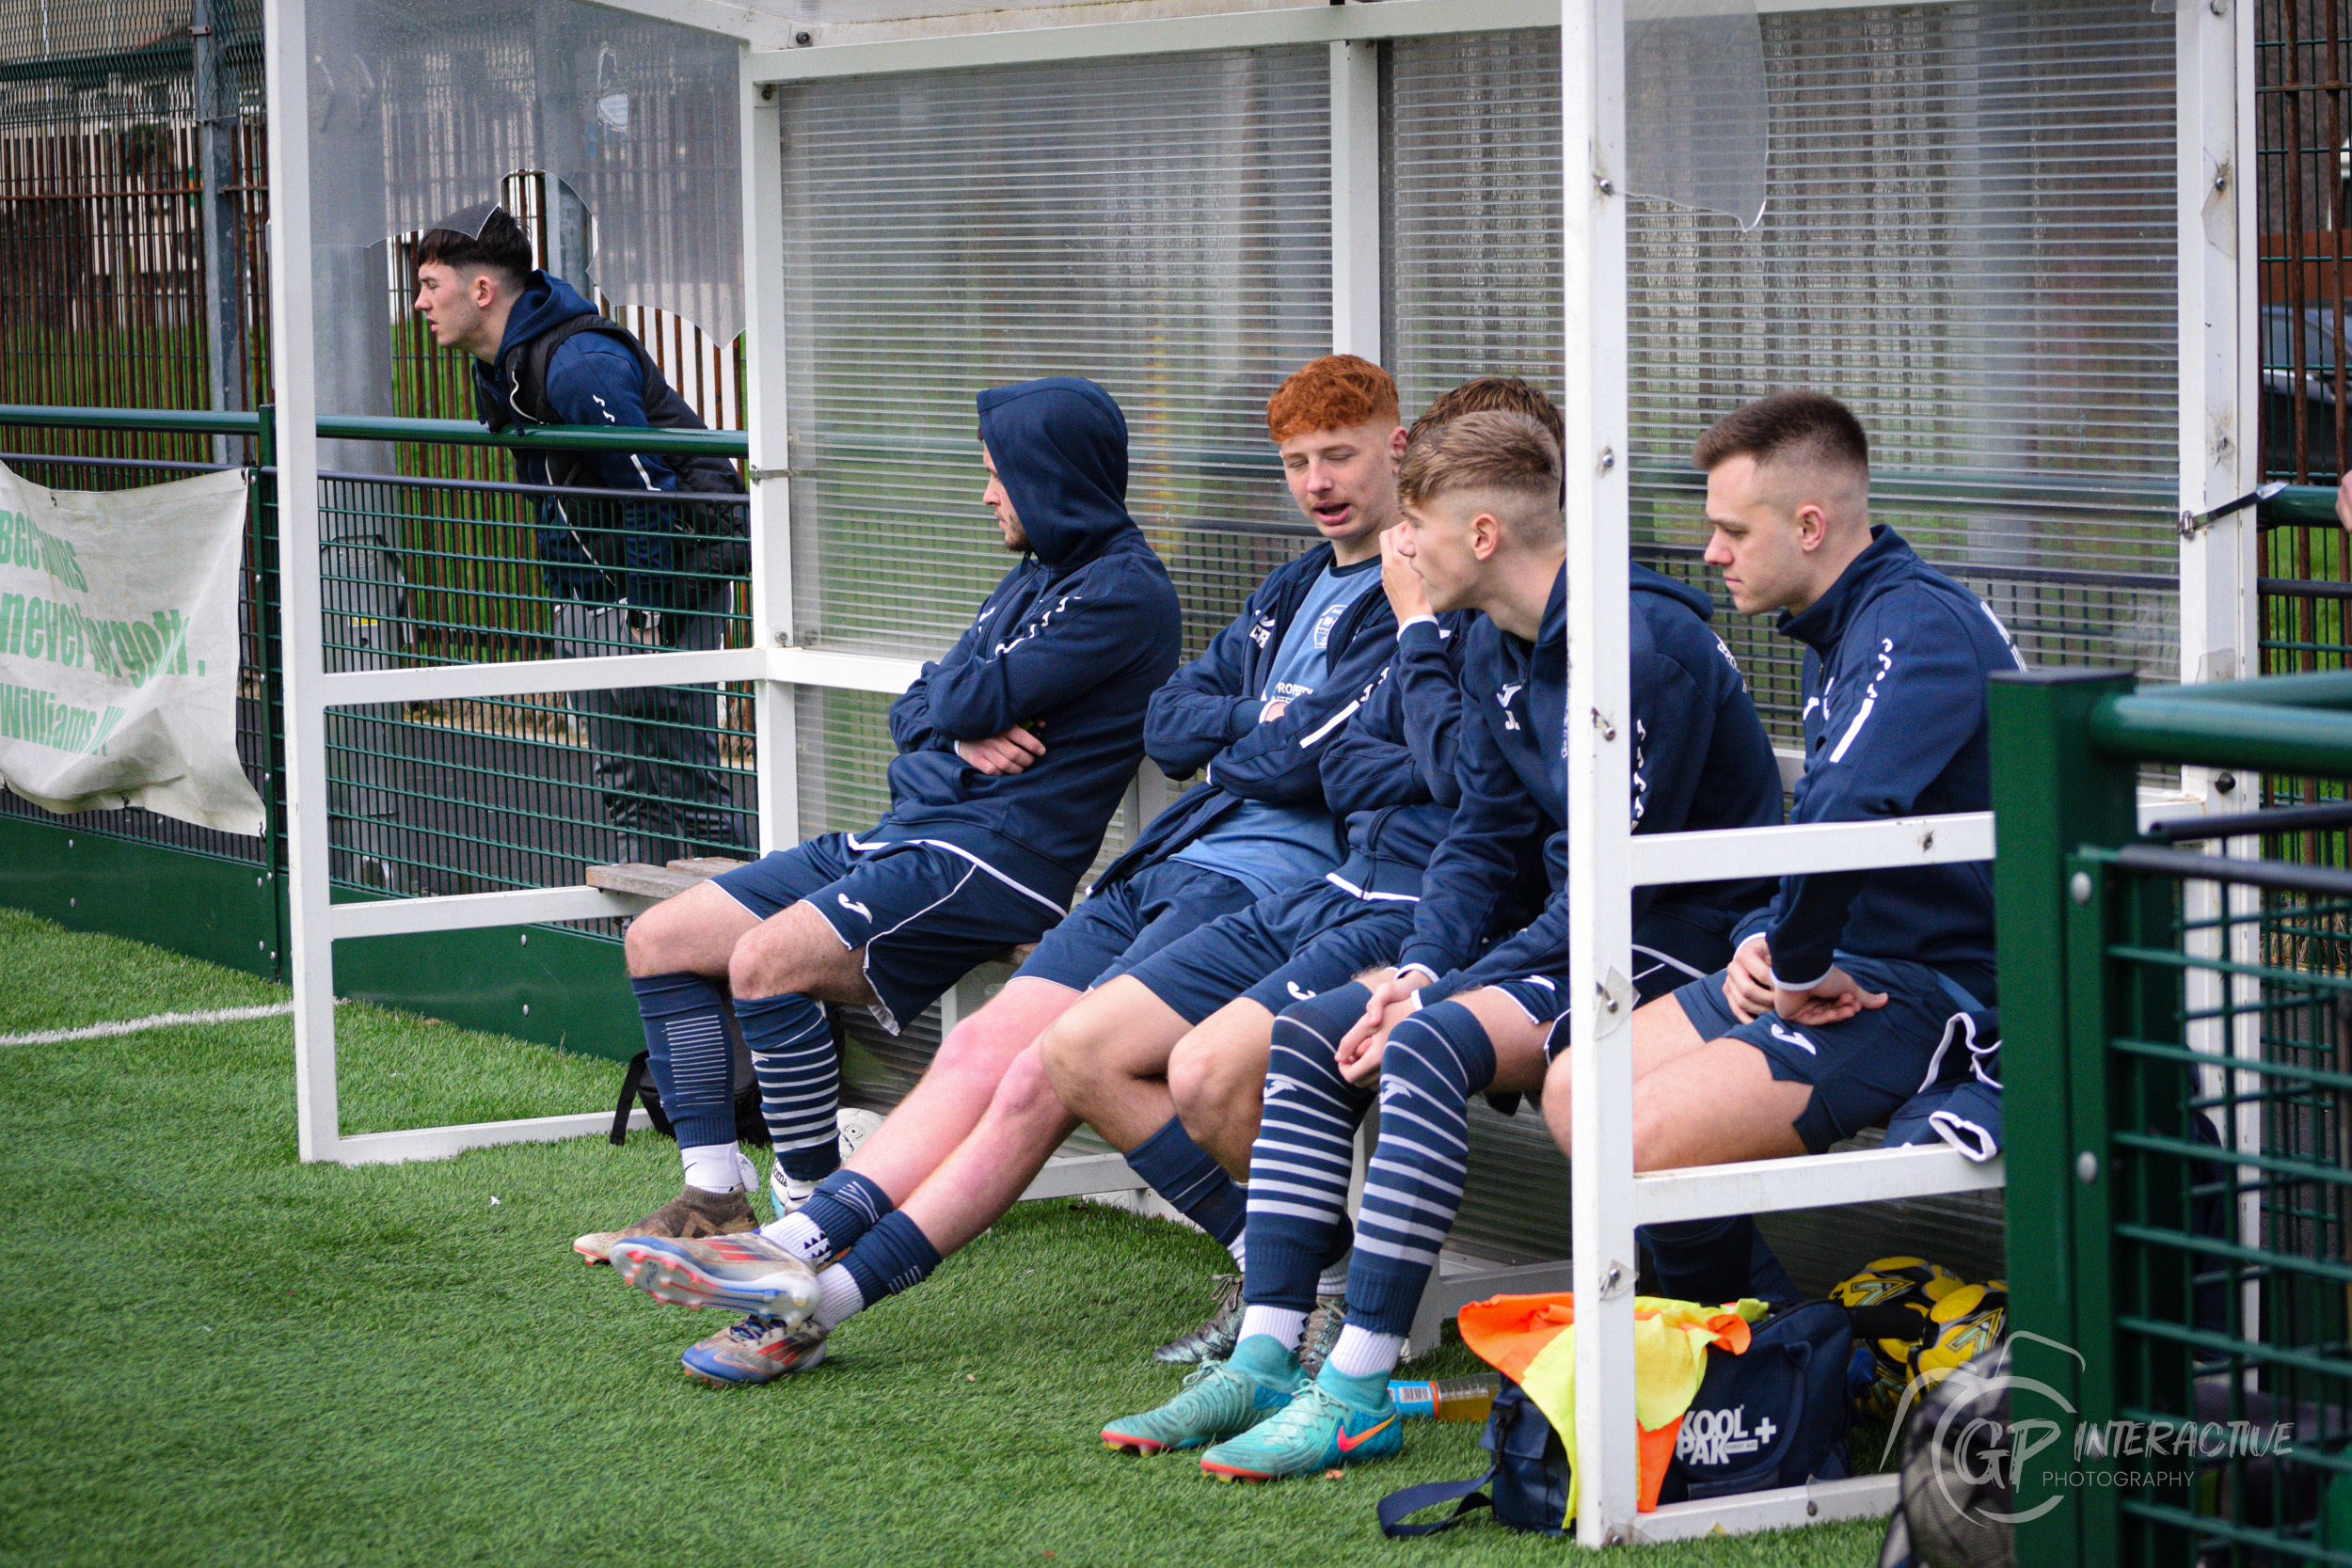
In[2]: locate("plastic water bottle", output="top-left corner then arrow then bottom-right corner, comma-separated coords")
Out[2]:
1388,1373 -> 1499,1422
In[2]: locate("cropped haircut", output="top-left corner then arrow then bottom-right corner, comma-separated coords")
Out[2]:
1692,389 -> 1869,478
1406,376 -> 1565,451
1395,409 -> 1562,535
1265,355 -> 1401,443
412,206 -> 532,290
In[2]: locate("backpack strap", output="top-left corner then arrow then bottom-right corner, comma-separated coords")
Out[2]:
1377,1473 -> 1498,1538
611,1051 -> 652,1146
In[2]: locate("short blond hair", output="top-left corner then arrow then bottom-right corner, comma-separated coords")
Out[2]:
1396,408 -> 1562,545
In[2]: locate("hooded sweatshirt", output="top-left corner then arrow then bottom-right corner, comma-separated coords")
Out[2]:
1400,564 -> 1783,1000
469,272 -> 682,606
1732,526 -> 2025,1005
1314,610 -> 1484,898
1089,541 -> 1400,892
864,378 -> 1182,910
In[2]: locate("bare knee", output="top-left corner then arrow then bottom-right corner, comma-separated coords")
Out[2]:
1037,1012 -> 1101,1106
626,888 -> 733,977
932,1004 -> 1028,1083
989,1044 -> 1067,1125
1168,1032 -> 1257,1139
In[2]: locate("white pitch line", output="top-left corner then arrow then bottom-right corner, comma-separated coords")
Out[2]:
0,1001 -> 305,1047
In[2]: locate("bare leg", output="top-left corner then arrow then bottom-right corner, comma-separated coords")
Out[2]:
1435,987 -> 1556,1094
725,901 -> 876,1005
843,977 -> 1082,1204
623,879 -> 760,979
1542,993 -> 1808,1167
1166,998 -> 1278,1179
897,1042 -> 1081,1256
1038,975 -> 1198,1152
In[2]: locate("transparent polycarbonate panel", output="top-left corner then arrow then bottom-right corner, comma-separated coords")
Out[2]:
305,0 -> 741,422
1625,0 -> 1767,231
776,47 -> 1332,665
1387,3 -> 2179,761
744,0 -> 1322,28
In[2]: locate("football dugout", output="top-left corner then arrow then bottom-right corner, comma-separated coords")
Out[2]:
0,0 -> 2263,1547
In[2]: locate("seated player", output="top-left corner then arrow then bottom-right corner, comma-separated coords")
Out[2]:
1098,408 -> 1784,1481
606,356 -> 1413,1383
577,376 -> 1180,1259
1046,377 -> 1561,1370
1543,390 -> 2023,1252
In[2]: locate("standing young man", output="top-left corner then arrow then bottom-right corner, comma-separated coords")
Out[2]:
608,356 -> 1414,1386
412,203 -> 746,866
1543,390 -> 2022,1184
581,376 -> 1180,1270
1100,410 -> 1784,1481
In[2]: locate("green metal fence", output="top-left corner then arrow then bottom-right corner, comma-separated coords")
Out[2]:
0,402 -> 752,1056
1997,666 -> 2352,1566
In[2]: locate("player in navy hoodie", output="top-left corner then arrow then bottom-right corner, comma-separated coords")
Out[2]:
587,378 -> 1178,1280
607,357 -> 1414,1385
1098,410 -> 1787,1481
413,206 -> 743,865
1544,392 -> 2023,1207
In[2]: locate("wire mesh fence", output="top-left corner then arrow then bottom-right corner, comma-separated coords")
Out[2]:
2077,845 -> 2352,1564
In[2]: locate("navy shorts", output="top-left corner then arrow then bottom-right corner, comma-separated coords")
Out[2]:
1669,954 -> 1982,1153
710,833 -> 1063,1034
1479,909 -> 1733,1056
1014,858 -> 1259,993
1123,878 -> 1418,1026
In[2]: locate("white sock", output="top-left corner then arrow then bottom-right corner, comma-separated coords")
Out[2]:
680,1142 -> 743,1194
1236,1305 -> 1306,1354
1324,1324 -> 1406,1382
758,1211 -> 834,1267
1225,1233 -> 1248,1270
1316,1248 -> 1352,1298
811,1263 -> 866,1332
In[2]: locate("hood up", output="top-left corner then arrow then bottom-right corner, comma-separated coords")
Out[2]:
976,377 -> 1137,570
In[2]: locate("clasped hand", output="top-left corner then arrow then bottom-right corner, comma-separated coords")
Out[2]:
956,723 -> 1046,776
1723,936 -> 1886,1026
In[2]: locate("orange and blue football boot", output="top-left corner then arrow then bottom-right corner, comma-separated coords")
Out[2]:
680,1313 -> 829,1386
610,1231 -> 820,1320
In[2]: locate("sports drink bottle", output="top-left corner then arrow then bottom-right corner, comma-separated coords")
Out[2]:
1387,1373 -> 1499,1422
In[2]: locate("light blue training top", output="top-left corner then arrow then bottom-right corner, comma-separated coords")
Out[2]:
1171,554 -> 1384,899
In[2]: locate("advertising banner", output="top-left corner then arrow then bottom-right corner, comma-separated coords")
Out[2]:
0,463 -> 265,835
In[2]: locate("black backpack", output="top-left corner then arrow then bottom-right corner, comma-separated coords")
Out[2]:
1378,1299 -> 1853,1539
605,1007 -> 850,1149
499,311 -> 750,585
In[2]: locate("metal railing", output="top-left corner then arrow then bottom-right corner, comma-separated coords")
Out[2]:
1997,666 -> 2352,1567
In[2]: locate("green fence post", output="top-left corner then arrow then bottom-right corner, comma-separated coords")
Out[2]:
1989,668 -> 2140,1566
255,404 -> 288,980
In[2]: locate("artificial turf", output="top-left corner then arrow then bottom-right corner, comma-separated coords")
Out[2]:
0,908 -> 1887,1567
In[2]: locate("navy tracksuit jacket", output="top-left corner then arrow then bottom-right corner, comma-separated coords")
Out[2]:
1314,611 -> 1486,898
1401,564 -> 1784,1003
1090,543 -> 1399,891
1732,526 -> 2026,1005
867,378 -> 1182,910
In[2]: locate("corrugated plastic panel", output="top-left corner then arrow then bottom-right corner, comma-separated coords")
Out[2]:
775,45 -> 1332,668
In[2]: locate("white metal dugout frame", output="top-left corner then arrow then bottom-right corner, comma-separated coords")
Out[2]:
259,0 -> 2261,1545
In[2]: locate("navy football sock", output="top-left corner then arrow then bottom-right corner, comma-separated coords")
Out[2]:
1245,992 -> 1376,1315
1346,1000 -> 1497,1337
631,973 -> 735,1150
1125,1116 -> 1248,1250
838,1210 -> 943,1307
737,990 -> 839,1182
1639,1216 -> 1800,1307
801,1169 -> 894,1256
